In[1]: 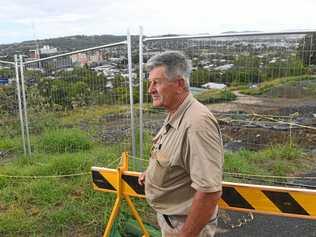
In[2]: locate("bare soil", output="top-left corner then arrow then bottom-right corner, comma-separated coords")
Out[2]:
207,90 -> 316,151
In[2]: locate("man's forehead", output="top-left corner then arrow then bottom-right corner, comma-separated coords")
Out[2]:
149,65 -> 167,73
149,67 -> 167,79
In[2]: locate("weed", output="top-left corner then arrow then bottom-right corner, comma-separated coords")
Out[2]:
38,128 -> 91,153
224,144 -> 305,176
195,88 -> 237,104
0,144 -> 120,236
0,129 -> 310,236
239,75 -> 316,95
0,137 -> 20,151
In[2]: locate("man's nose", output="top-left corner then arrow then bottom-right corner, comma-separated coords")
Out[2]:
148,82 -> 154,94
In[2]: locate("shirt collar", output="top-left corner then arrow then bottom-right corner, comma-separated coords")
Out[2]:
164,93 -> 195,130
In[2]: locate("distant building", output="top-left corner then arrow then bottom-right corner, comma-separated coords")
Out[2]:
28,45 -> 58,61
71,51 -> 105,66
40,45 -> 58,55
201,82 -> 227,89
29,49 -> 40,60
214,64 -> 234,71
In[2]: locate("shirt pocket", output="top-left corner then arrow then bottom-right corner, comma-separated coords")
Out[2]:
149,151 -> 172,187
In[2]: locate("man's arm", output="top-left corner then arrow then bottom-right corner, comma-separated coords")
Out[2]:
179,190 -> 222,237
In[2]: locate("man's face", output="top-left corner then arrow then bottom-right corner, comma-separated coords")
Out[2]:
148,66 -> 179,111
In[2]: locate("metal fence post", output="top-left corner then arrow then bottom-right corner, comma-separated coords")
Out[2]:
14,55 -> 27,155
139,26 -> 144,162
127,29 -> 136,166
309,34 -> 314,66
19,55 -> 32,157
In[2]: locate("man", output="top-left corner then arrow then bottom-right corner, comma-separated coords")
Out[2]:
138,51 -> 224,237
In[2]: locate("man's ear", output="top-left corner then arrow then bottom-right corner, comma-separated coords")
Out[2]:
176,77 -> 186,93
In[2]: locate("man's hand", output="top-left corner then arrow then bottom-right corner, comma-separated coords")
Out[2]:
179,191 -> 221,237
138,172 -> 146,186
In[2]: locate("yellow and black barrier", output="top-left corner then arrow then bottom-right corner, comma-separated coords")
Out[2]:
92,152 -> 149,237
92,153 -> 316,236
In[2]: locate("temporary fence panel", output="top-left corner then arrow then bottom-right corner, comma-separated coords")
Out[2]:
21,40 -> 137,165
138,30 -> 316,178
0,59 -> 27,157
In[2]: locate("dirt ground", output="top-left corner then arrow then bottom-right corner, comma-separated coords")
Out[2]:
207,90 -> 316,151
204,89 -> 316,237
132,89 -> 316,154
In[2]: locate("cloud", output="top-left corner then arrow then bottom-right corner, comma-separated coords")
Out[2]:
0,0 -> 316,44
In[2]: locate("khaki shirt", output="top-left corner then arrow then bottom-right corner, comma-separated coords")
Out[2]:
145,93 -> 224,215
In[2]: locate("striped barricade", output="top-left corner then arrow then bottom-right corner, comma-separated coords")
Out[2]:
92,167 -> 316,220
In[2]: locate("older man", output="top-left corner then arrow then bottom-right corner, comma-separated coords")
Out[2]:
138,51 -> 223,237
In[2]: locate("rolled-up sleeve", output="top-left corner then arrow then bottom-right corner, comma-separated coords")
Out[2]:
187,119 -> 223,193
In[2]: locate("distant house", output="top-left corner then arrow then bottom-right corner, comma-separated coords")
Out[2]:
106,81 -> 113,89
40,45 -> 58,55
214,64 -> 234,71
71,51 -> 105,66
201,82 -> 226,89
28,45 -> 58,60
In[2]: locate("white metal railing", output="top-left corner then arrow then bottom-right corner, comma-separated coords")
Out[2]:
0,60 -> 15,65
143,29 -> 316,41
4,33 -> 137,160
138,28 -> 316,161
23,41 -> 127,65
2,28 -> 316,162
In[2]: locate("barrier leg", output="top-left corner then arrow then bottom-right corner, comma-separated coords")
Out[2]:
124,194 -> 150,237
103,196 -> 122,237
99,152 -> 150,236
103,161 -> 124,237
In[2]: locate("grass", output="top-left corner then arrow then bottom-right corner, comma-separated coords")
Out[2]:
0,143 -> 125,236
238,75 -> 316,95
195,88 -> 237,104
0,178 -> 112,236
0,141 -> 312,236
224,144 -> 306,176
305,81 -> 316,94
61,104 -> 129,126
0,121 -> 146,236
0,137 -> 21,151
0,102 -> 314,236
1,129 -> 312,234
37,128 -> 92,153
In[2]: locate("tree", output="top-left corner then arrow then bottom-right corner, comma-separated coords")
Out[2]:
0,85 -> 17,116
263,56 -> 306,80
0,68 -> 14,78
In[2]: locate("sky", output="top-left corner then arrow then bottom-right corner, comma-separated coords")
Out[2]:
1,0 -> 316,44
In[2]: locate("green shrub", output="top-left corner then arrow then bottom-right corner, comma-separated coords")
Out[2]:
28,112 -> 62,135
38,129 -> 91,153
195,88 -> 236,104
224,149 -> 262,174
0,137 -> 20,151
239,75 -> 315,95
224,144 -> 305,176
259,144 -> 304,161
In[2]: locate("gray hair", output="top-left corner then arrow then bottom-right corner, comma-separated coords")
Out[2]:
146,51 -> 192,90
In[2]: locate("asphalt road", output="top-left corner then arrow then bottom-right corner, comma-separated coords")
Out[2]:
216,172 -> 316,237
216,211 -> 316,237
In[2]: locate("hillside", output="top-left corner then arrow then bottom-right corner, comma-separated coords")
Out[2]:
0,34 -> 126,60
